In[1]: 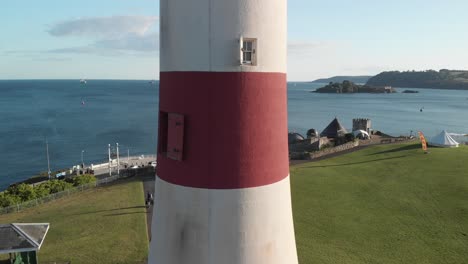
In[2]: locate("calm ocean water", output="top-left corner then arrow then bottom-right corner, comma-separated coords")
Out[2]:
1,80 -> 467,190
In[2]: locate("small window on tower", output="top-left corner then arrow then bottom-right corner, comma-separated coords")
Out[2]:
241,38 -> 257,65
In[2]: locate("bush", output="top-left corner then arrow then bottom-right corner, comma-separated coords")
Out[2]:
6,183 -> 37,202
0,174 -> 97,208
66,174 -> 96,187
44,180 -> 74,194
0,192 -> 21,207
344,133 -> 355,142
34,184 -> 52,198
320,143 -> 333,150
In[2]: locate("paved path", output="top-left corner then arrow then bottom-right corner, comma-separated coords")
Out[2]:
142,175 -> 155,242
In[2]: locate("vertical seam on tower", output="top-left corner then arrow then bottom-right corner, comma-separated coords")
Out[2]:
208,0 -> 212,71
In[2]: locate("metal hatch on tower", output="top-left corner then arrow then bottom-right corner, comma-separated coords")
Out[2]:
167,113 -> 184,161
158,112 -> 185,161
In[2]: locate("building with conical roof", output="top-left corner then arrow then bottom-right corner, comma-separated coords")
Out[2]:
320,118 -> 348,138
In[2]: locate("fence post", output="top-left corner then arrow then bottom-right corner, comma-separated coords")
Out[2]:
16,203 -> 19,212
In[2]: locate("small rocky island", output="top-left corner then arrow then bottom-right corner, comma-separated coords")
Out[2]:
313,81 -> 396,94
402,90 -> 419,93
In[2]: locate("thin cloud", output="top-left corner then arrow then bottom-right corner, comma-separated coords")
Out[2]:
288,40 -> 339,56
48,46 -> 129,57
3,50 -> 39,56
48,32 -> 158,55
48,46 -> 100,54
32,57 -> 73,62
288,41 -> 327,50
95,33 -> 158,52
44,16 -> 159,56
48,15 -> 158,38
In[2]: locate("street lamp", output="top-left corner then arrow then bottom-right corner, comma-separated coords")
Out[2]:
46,138 -> 51,180
81,150 -> 85,168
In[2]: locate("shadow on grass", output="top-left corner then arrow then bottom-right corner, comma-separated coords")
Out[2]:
367,144 -> 420,156
302,155 -> 407,168
96,174 -> 151,187
104,211 -> 147,217
70,205 -> 147,216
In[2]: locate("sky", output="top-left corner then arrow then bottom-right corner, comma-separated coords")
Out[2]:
1,0 -> 468,81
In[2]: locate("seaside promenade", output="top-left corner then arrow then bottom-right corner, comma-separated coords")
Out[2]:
86,155 -> 156,177
0,154 -> 158,191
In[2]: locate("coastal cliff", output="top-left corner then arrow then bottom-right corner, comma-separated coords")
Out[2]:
313,81 -> 396,94
367,69 -> 468,90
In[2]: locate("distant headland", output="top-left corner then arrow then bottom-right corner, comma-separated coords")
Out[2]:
312,69 -> 468,91
367,69 -> 468,90
313,81 -> 396,94
311,76 -> 372,84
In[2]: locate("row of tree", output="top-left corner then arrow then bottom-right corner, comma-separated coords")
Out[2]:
0,174 -> 96,208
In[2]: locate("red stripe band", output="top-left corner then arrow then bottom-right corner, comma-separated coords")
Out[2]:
157,72 -> 289,189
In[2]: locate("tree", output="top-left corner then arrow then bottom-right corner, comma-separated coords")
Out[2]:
45,180 -> 73,194
0,192 -> 21,207
7,183 -> 36,202
34,184 -> 51,198
66,174 -> 96,187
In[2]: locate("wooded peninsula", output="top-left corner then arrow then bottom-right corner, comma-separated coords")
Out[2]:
366,69 -> 468,90
312,70 -> 468,90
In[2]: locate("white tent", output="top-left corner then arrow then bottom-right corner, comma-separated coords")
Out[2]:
428,130 -> 459,148
353,130 -> 370,139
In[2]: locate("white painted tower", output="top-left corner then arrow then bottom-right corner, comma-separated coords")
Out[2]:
149,0 -> 298,263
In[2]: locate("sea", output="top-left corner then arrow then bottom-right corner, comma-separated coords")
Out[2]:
1,80 -> 468,190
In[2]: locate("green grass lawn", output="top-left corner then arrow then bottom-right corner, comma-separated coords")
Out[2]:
292,143 -> 468,264
0,178 -> 148,264
1,143 -> 467,263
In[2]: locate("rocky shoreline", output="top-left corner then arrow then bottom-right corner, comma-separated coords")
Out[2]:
313,81 -> 396,94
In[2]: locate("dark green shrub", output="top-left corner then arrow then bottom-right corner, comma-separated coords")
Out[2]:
34,184 -> 52,198
66,174 -> 96,187
344,133 -> 355,142
0,174 -> 97,208
0,192 -> 21,207
320,143 -> 333,150
44,180 -> 73,194
6,183 -> 37,202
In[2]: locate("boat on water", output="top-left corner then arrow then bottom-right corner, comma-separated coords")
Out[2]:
80,79 -> 87,84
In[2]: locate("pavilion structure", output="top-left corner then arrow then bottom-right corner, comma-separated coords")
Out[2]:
0,223 -> 49,264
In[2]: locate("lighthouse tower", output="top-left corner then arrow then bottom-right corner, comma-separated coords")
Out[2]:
149,0 -> 297,263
